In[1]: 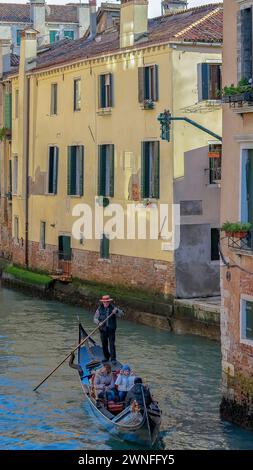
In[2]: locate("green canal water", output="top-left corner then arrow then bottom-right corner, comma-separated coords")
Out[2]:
0,286 -> 253,450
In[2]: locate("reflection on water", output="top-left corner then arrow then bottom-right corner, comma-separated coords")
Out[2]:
0,286 -> 253,450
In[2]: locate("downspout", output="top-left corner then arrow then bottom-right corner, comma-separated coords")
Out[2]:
25,77 -> 30,268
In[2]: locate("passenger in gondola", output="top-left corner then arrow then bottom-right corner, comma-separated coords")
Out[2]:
125,377 -> 153,408
94,363 -> 115,401
93,294 -> 124,365
115,364 -> 136,402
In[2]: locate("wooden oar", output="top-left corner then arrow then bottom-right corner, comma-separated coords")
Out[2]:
141,384 -> 152,447
33,310 -> 115,392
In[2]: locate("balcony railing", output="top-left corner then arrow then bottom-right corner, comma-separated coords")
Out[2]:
228,231 -> 253,252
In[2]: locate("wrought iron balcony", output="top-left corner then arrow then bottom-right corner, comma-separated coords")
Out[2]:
228,231 -> 253,252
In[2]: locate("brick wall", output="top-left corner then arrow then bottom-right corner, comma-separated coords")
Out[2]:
0,197 -> 13,260
11,240 -> 176,295
220,247 -> 253,428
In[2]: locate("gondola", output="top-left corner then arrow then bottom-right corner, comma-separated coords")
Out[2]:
76,323 -> 162,447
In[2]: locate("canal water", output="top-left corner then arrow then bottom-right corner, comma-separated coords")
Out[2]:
1,286 -> 253,450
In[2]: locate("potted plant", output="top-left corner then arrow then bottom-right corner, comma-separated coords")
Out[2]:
0,127 -> 8,142
222,78 -> 253,104
221,222 -> 252,239
143,99 -> 155,110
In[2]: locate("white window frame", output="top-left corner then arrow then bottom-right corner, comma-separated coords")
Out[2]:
13,155 -> 18,195
240,294 -> 253,346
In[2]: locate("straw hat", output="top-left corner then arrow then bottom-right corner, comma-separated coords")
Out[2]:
100,294 -> 113,302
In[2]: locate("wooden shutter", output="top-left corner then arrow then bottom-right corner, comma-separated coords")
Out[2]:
100,75 -> 106,108
144,66 -> 150,100
198,63 -> 209,101
153,141 -> 160,199
109,144 -> 114,197
79,146 -> 84,196
241,7 -> 253,80
4,93 -> 12,130
138,67 -> 145,103
53,147 -> 59,194
98,146 -> 106,196
67,147 -> 72,195
9,159 -> 12,193
109,74 -> 114,107
154,65 -> 159,101
141,142 -> 149,198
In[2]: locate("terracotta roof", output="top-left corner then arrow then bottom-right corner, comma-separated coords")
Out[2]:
0,3 -> 78,24
9,3 -> 223,74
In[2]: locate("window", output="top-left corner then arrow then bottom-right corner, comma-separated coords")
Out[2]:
238,7 -> 252,81
14,216 -> 19,244
141,141 -> 160,199
198,63 -> 222,101
241,149 -> 253,249
98,144 -> 114,197
16,30 -> 22,46
241,297 -> 253,342
40,222 -> 46,250
15,90 -> 19,119
64,31 -> 74,40
74,79 -> 81,111
9,160 -> 12,194
100,233 -> 110,259
211,228 -> 220,261
209,144 -> 222,184
48,146 -> 59,194
49,31 -> 59,44
138,65 -> 159,102
99,73 -> 114,108
67,146 -> 84,196
13,156 -> 18,195
50,83 -> 58,115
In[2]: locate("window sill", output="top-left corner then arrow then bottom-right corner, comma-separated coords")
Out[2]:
45,193 -> 57,196
67,194 -> 83,198
140,103 -> 156,111
240,339 -> 253,347
232,105 -> 253,114
97,108 -> 112,116
233,248 -> 253,258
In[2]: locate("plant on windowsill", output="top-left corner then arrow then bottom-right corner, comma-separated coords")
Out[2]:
0,127 -> 8,141
143,99 -> 155,110
221,78 -> 253,104
221,222 -> 252,239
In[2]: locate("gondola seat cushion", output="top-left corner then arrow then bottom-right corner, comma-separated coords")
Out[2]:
107,401 -> 124,414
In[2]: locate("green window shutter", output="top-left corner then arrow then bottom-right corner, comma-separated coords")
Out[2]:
98,146 -> 106,196
198,63 -> 209,101
100,75 -> 106,108
109,144 -> 114,197
100,234 -> 110,259
141,142 -> 149,198
4,93 -> 12,130
154,65 -> 159,101
109,74 -> 114,107
67,147 -> 72,195
79,146 -> 84,196
144,66 -> 150,100
138,67 -> 145,103
53,147 -> 59,194
154,141 -> 160,199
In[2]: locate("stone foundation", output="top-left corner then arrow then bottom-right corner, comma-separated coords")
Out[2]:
220,247 -> 253,429
11,241 -> 176,295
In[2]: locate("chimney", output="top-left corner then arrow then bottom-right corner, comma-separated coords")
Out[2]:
77,3 -> 90,38
30,0 -> 46,45
162,1 -> 187,14
120,0 -> 148,49
19,28 -> 38,72
89,0 -> 97,39
0,40 -> 11,78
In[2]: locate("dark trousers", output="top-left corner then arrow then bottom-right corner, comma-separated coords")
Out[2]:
100,328 -> 116,361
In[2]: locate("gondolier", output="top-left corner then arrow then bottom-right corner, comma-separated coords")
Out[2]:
94,294 -> 123,365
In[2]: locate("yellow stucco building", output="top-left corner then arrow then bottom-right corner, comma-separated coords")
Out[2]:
0,1 -> 223,297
